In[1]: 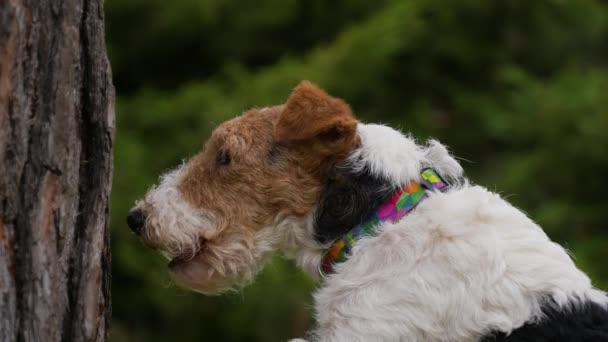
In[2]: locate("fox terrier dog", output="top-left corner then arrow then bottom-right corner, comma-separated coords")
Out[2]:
127,81 -> 608,341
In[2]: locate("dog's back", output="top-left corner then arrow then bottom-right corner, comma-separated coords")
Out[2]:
314,182 -> 608,342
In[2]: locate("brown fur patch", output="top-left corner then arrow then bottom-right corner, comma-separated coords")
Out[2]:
179,81 -> 359,230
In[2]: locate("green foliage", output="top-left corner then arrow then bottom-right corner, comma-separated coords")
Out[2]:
108,0 -> 608,341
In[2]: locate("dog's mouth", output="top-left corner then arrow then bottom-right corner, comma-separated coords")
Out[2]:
167,238 -> 207,269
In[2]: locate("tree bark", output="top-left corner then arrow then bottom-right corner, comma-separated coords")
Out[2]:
0,0 -> 114,341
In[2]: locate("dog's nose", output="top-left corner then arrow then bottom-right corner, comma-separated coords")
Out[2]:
126,209 -> 146,235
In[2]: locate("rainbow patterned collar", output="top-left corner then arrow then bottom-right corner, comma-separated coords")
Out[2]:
320,168 -> 449,275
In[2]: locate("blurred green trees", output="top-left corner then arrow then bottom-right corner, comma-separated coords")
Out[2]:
107,1 -> 608,341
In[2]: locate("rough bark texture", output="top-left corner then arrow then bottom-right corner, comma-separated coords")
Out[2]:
0,0 -> 114,341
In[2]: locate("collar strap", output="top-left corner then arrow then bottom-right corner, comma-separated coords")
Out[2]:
320,168 -> 448,275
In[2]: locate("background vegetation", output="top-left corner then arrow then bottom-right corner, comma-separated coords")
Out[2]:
106,1 -> 608,341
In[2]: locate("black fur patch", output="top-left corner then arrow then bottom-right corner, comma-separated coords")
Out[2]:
314,165 -> 395,244
481,297 -> 608,342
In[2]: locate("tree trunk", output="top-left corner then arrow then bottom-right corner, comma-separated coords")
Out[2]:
0,0 -> 114,341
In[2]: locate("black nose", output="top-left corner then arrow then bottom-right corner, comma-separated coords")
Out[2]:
126,209 -> 146,235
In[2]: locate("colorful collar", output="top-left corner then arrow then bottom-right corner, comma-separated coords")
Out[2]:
320,168 -> 448,275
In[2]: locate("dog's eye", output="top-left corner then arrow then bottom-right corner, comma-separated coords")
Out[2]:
216,149 -> 231,166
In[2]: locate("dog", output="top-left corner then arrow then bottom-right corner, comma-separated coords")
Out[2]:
127,81 -> 608,341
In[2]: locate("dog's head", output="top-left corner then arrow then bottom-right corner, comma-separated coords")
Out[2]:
127,81 -> 462,294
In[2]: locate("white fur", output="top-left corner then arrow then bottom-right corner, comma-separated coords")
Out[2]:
137,165 -> 216,258
349,124 -> 463,186
253,214 -> 326,279
285,124 -> 607,342
275,214 -> 327,277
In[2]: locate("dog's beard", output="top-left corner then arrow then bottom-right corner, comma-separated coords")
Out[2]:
168,227 -> 265,295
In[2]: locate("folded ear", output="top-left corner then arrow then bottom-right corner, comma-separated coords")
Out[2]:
275,81 -> 358,151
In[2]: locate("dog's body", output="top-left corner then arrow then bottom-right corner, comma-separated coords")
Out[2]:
128,81 -> 608,341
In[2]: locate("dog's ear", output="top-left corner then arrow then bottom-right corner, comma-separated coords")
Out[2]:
275,81 -> 358,153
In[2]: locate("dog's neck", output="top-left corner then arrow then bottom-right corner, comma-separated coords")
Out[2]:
319,168 -> 448,275
277,124 -> 464,278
